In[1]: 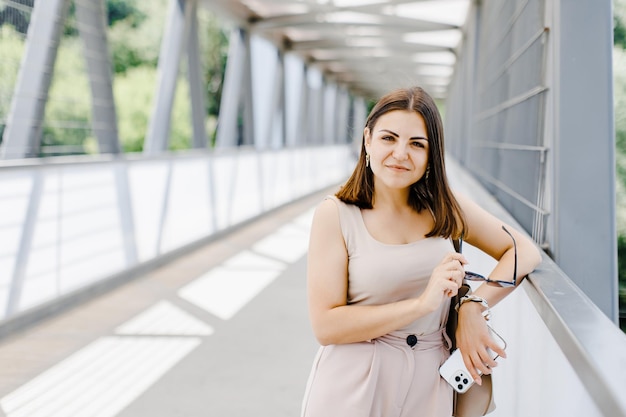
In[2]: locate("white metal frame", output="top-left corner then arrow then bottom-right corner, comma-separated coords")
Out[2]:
0,145 -> 354,323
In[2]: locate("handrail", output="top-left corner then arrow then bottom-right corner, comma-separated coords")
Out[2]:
0,145 -> 328,170
448,157 -> 626,417
524,259 -> 626,417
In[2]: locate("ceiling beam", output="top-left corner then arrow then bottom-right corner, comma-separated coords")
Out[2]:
251,11 -> 457,32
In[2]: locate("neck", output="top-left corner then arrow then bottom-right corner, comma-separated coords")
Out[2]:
372,186 -> 411,212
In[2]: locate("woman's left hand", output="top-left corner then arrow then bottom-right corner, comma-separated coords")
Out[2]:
455,302 -> 507,385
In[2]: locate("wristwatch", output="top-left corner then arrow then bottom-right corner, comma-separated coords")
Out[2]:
455,294 -> 492,320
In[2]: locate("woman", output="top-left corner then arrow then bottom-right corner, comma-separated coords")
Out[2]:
301,86 -> 542,417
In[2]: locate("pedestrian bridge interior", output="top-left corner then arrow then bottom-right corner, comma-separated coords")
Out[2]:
0,0 -> 625,416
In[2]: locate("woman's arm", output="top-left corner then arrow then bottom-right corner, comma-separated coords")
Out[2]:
454,192 -> 542,383
307,199 -> 465,346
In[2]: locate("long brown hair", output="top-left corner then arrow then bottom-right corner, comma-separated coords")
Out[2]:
336,86 -> 466,239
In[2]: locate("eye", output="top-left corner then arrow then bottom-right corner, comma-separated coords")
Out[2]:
381,135 -> 395,141
411,140 -> 426,148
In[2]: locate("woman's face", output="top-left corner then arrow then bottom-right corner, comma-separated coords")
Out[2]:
364,110 -> 429,191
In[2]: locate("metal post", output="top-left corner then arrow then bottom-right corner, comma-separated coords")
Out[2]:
551,0 -> 617,321
278,51 -> 287,148
75,0 -> 121,154
187,0 -> 209,149
114,163 -> 138,266
144,0 -> 191,154
335,86 -> 349,144
264,49 -> 285,149
295,65 -> 309,146
241,30 -> 255,147
0,0 -> 70,159
323,83 -> 337,145
216,27 -> 246,148
6,171 -> 43,315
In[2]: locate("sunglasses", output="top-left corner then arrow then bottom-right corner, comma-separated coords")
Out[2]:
459,225 -> 518,287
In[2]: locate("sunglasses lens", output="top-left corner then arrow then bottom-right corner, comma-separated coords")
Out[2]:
464,272 -> 516,287
464,272 -> 485,281
485,280 -> 515,287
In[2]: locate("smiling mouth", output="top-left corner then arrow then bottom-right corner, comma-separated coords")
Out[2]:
386,164 -> 410,171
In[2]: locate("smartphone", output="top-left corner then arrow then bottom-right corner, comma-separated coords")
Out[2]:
439,325 -> 507,394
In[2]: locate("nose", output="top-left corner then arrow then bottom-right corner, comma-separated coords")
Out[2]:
392,143 -> 409,161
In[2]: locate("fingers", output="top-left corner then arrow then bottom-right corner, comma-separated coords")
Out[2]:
444,252 -> 468,266
489,343 -> 507,360
464,348 -> 497,385
440,253 -> 467,288
463,337 -> 506,384
427,252 -> 470,303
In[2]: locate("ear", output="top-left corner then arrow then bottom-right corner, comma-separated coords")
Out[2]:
364,127 -> 372,147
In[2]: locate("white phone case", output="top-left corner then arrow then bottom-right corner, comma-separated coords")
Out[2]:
439,325 -> 507,394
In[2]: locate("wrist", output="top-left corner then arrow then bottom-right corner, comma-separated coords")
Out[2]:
414,295 -> 437,316
456,295 -> 492,320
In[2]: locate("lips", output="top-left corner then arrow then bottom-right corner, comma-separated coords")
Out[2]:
386,164 -> 410,171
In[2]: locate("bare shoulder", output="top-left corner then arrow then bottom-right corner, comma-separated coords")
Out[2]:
309,197 -> 347,261
313,197 -> 341,225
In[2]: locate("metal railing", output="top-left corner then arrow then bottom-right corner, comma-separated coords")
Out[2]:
448,158 -> 626,417
0,145 -> 354,336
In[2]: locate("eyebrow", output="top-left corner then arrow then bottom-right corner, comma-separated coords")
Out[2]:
379,129 -> 428,141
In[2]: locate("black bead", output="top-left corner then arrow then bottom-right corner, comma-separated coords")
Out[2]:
406,334 -> 418,347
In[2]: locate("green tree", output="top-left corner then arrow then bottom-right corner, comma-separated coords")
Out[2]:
107,1 -> 165,74
617,235 -> 626,331
107,0 -> 145,27
114,65 -> 193,152
615,0 -> 626,330
616,16 -> 626,50
113,66 -> 155,152
616,0 -> 626,50
0,2 -> 32,35
1,0 -> 231,152
42,36 -> 93,155
198,12 -> 229,120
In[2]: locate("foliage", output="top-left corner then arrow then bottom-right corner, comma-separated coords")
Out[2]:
197,10 -> 229,119
0,25 -> 25,147
42,36 -> 93,155
617,235 -> 626,331
107,0 -> 145,27
113,65 -> 193,152
0,26 -> 24,117
113,66 -> 154,152
614,47 -> 626,217
616,0 -> 626,49
615,0 -> 626,329
107,1 -> 166,73
0,0 -> 229,153
0,1 -> 32,35
107,0 -> 228,147
616,16 -> 626,50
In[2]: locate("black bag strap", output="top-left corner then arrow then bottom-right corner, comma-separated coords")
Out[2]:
447,236 -> 470,352
452,238 -> 461,253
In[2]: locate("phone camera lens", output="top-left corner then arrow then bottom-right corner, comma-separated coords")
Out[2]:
455,376 -> 461,382
457,384 -> 463,390
463,378 -> 469,384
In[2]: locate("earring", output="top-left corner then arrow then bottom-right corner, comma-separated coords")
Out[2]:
366,153 -> 370,167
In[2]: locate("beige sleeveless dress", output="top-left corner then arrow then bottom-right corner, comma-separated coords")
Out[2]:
301,196 -> 454,417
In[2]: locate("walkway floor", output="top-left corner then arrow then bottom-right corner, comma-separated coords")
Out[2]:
0,187 -> 332,417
